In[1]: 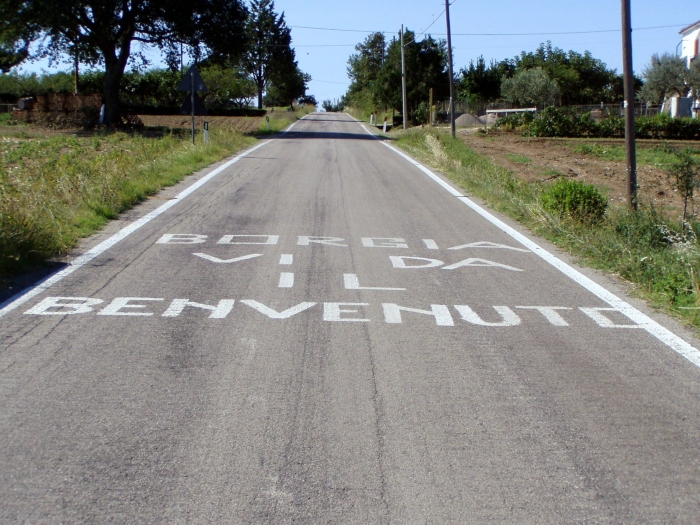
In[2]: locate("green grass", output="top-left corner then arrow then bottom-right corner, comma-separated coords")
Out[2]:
573,142 -> 700,168
0,126 -> 256,279
505,153 -> 532,164
540,168 -> 566,178
0,113 -> 16,125
396,129 -> 700,331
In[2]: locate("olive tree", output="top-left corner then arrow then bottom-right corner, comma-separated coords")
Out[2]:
501,67 -> 559,108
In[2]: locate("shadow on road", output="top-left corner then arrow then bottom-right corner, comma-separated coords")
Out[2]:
271,130 -> 392,141
0,261 -> 68,306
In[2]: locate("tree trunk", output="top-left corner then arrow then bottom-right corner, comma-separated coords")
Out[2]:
101,37 -> 132,126
103,60 -> 124,126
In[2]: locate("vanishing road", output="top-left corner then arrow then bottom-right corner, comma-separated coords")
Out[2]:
2,113 -> 700,523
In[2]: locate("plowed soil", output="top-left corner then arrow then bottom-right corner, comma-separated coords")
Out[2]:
137,115 -> 264,134
459,131 -> 697,216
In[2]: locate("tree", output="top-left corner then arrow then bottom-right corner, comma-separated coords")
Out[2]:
513,42 -> 625,105
265,67 -> 310,107
0,0 -> 35,72
1,0 -> 248,124
240,0 -> 294,109
346,32 -> 385,99
501,67 -> 559,108
456,56 -> 515,106
638,53 -> 694,104
372,30 -> 449,118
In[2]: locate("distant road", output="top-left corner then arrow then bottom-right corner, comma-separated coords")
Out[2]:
2,113 -> 700,523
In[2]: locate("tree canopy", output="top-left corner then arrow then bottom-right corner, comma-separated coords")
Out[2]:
241,0 -> 296,109
638,52 -> 700,103
455,42 -> 630,108
0,0 -> 315,120
345,29 -> 449,119
501,67 -> 560,108
0,0 -> 249,123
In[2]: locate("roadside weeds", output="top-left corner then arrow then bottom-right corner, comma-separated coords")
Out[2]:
0,108 -> 313,282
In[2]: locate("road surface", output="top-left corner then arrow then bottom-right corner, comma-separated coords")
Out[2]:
2,113 -> 700,523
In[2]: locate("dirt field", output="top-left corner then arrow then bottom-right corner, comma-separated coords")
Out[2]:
458,131 -> 698,216
137,114 -> 265,133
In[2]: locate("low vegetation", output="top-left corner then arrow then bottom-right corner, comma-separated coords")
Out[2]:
0,126 -> 255,279
395,128 -> 700,331
496,108 -> 700,140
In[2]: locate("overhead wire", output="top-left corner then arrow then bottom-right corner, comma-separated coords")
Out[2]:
290,23 -> 693,38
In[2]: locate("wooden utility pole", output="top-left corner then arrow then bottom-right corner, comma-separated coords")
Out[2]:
621,0 -> 637,209
445,0 -> 456,138
401,25 -> 408,130
191,69 -> 195,144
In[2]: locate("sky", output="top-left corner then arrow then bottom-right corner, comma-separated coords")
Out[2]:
13,0 -> 699,104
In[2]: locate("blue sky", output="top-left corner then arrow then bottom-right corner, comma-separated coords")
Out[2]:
14,0 -> 698,104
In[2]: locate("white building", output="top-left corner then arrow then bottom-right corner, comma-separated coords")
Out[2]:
679,20 -> 700,117
680,20 -> 700,66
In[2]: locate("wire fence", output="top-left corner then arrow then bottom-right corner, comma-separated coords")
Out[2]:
0,104 -> 16,113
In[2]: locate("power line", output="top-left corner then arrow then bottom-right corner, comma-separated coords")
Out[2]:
415,8 -> 446,40
290,22 -> 691,37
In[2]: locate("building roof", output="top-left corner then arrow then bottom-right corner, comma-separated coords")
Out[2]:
679,20 -> 700,34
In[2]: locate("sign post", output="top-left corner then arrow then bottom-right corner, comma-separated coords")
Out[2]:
177,65 -> 208,145
191,70 -> 195,144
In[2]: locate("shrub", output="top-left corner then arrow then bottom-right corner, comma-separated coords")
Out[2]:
665,148 -> 699,219
498,106 -> 700,140
413,101 -> 430,125
540,177 -> 608,224
495,113 -> 525,131
529,106 -> 583,137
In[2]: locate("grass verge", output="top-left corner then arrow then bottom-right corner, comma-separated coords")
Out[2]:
1,126 -> 256,280
395,129 -> 700,331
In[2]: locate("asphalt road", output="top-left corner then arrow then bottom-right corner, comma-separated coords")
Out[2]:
2,113 -> 700,524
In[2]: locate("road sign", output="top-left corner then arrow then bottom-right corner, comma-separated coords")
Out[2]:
178,65 -> 207,93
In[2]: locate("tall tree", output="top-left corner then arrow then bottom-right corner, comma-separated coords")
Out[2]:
456,56 -> 515,106
241,0 -> 294,109
373,30 -> 449,117
1,0 -> 248,124
346,32 -> 385,96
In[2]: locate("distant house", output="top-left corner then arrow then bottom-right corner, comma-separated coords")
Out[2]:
680,20 -> 700,66
680,20 -> 700,117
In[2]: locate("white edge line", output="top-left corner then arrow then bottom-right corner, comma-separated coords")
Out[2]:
0,134 -> 282,318
355,120 -> 700,368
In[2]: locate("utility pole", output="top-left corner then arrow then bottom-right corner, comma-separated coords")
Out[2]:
191,69 -> 195,144
445,0 -> 456,138
401,25 -> 408,130
621,0 -> 637,210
